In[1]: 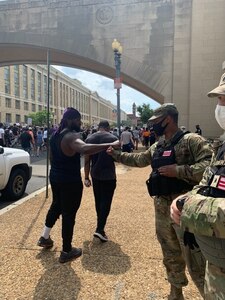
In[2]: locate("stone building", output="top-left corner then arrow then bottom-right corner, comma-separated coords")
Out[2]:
0,64 -> 127,126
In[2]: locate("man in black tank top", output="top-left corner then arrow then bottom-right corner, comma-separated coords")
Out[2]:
84,120 -> 118,242
37,108 -> 120,263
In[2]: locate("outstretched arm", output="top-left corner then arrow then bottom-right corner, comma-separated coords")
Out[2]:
61,133 -> 120,156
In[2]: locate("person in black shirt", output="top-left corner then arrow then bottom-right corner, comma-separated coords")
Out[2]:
84,121 -> 118,242
37,108 -> 119,263
19,127 -> 32,154
195,124 -> 202,135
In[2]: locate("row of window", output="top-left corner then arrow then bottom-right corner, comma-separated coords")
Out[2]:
5,98 -> 44,112
4,66 -> 52,103
0,112 -> 28,124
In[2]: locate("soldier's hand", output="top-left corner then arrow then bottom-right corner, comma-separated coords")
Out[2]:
183,231 -> 199,250
158,164 -> 177,177
170,198 -> 181,225
106,146 -> 114,155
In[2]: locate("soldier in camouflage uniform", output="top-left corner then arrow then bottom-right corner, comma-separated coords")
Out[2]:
171,73 -> 225,299
108,103 -> 212,300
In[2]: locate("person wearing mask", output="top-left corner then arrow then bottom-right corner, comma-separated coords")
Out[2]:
84,120 -> 118,242
107,103 -> 212,299
37,108 -> 120,263
170,73 -> 225,299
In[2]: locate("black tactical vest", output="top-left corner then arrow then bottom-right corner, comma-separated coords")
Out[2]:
198,142 -> 225,198
146,131 -> 193,196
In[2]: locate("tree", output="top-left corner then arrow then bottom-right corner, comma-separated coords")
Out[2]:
137,103 -> 154,125
28,110 -> 54,126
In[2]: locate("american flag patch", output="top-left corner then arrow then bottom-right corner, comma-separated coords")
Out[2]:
162,150 -> 172,157
217,176 -> 225,191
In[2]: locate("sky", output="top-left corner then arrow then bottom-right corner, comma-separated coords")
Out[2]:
53,66 -> 160,114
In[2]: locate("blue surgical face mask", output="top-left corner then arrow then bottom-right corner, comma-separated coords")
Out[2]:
152,117 -> 168,136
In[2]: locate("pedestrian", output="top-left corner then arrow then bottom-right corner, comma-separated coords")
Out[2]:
19,127 -> 32,154
37,108 -> 119,263
149,128 -> 156,146
195,124 -> 202,135
107,103 -> 212,299
170,72 -> 225,299
120,126 -> 134,153
84,120 -> 118,242
132,126 -> 140,150
36,130 -> 44,157
142,127 -> 150,149
0,122 -> 5,146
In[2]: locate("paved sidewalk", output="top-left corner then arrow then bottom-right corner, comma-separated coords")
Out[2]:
0,158 -> 201,299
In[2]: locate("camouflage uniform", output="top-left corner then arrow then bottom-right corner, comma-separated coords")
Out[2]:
112,130 -> 212,297
181,143 -> 225,299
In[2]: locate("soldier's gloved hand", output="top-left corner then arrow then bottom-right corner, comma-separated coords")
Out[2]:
183,231 -> 199,250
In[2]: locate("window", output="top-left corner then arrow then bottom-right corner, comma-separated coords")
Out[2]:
24,115 -> 28,124
24,102 -> 29,111
23,65 -> 28,99
4,66 -> 10,94
6,113 -> 11,124
30,69 -> 35,100
14,65 -> 20,97
15,100 -> 20,109
38,72 -> 42,102
39,105 -> 42,111
5,98 -> 11,108
16,114 -> 21,123
32,103 -> 36,112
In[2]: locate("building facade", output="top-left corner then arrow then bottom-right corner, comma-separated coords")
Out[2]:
0,64 -> 127,127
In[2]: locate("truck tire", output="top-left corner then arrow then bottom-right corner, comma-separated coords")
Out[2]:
3,169 -> 28,201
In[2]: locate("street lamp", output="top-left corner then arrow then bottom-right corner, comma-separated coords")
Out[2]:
112,38 -> 122,138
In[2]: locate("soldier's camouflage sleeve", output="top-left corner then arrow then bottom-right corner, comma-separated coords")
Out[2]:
111,147 -> 152,167
187,151 -> 217,196
175,133 -> 212,185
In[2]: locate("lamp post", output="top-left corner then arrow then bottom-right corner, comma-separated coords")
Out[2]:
112,38 -> 122,138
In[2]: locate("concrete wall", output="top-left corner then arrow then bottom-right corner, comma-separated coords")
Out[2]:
0,0 -> 224,136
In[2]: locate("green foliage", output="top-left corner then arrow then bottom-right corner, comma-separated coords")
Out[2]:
137,104 -> 154,124
121,119 -> 132,127
28,110 -> 53,126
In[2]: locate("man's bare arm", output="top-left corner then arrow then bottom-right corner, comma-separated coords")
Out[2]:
61,132 -> 120,156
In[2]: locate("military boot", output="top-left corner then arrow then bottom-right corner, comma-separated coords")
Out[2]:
168,285 -> 184,300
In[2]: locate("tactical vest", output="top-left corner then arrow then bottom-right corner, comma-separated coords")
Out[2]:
197,142 -> 225,198
146,131 -> 193,196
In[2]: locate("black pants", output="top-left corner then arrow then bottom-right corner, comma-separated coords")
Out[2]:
92,178 -> 116,233
46,180 -> 83,252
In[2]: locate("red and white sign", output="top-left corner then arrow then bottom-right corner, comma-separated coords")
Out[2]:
114,78 -> 122,89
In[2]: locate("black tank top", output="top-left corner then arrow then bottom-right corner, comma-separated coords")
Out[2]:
49,129 -> 81,183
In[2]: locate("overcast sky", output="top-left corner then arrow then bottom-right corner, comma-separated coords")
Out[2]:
53,66 -> 160,114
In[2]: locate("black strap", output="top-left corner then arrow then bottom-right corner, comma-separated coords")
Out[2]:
156,130 -> 189,150
216,142 -> 225,160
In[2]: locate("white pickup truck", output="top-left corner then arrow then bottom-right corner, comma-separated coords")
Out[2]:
0,146 -> 32,201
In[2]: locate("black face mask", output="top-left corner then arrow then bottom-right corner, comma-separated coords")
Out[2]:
152,117 -> 168,136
